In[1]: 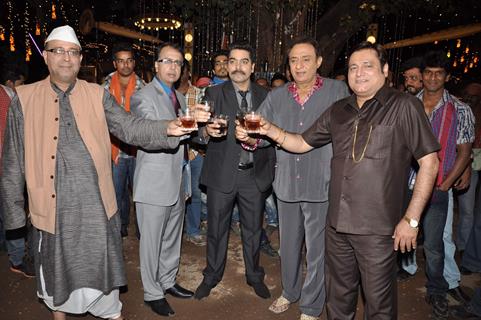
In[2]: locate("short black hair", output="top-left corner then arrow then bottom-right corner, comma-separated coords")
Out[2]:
349,41 -> 388,68
156,42 -> 183,60
212,50 -> 229,68
1,67 -> 24,84
270,73 -> 288,85
286,36 -> 321,57
421,50 -> 451,74
111,42 -> 134,60
228,43 -> 255,62
400,56 -> 423,73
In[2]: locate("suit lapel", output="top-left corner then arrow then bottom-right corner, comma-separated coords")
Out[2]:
153,79 -> 176,118
250,84 -> 262,111
222,81 -> 240,117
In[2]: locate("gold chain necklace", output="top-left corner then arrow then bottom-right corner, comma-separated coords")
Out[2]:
351,120 -> 373,163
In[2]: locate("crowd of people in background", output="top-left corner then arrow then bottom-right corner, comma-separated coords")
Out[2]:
0,24 -> 480,320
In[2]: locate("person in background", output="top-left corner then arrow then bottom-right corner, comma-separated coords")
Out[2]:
0,67 -> 34,278
458,82 -> 481,275
270,73 -> 288,88
415,50 -> 474,319
211,50 -> 229,85
256,77 -> 269,90
103,42 -> 145,238
401,56 -> 424,95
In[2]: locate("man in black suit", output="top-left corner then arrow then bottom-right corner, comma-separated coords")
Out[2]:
194,43 -> 275,300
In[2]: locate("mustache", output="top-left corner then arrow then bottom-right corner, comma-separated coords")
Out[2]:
232,70 -> 246,75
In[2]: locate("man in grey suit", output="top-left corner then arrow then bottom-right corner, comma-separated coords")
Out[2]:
131,43 -> 196,317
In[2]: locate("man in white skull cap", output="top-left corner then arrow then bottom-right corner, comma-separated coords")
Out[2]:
0,25 -> 208,320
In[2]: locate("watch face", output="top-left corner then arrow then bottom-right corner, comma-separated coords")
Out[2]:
410,220 -> 419,228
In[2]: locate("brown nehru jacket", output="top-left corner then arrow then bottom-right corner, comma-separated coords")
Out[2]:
17,77 -> 117,234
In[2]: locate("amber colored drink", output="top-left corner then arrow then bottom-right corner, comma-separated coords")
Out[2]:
180,116 -> 196,129
244,113 -> 261,132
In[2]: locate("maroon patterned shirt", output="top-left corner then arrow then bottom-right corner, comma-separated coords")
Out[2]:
287,74 -> 324,106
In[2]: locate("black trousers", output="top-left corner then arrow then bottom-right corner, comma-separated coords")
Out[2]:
203,168 -> 266,286
325,226 -> 397,320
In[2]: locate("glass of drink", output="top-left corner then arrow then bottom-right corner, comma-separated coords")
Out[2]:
179,108 -> 197,130
236,111 -> 246,128
244,111 -> 261,133
215,114 -> 229,136
199,99 -> 215,123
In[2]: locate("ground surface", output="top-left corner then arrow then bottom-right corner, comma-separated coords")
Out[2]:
1,226 -> 480,320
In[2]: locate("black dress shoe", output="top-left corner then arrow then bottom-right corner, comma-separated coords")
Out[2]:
145,298 -> 175,316
194,281 -> 212,300
248,282 -> 271,299
260,241 -> 279,258
450,304 -> 481,319
427,294 -> 448,319
448,287 -> 470,304
166,283 -> 194,299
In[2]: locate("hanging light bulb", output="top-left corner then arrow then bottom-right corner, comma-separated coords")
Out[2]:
453,61 -> 457,67
447,50 -> 451,58
0,26 -> 5,41
52,3 -> 57,20
465,47 -> 469,54
460,56 -> 465,63
463,66 -> 468,73
9,34 -> 15,51
456,39 -> 461,48
36,22 -> 40,35
469,62 -> 474,68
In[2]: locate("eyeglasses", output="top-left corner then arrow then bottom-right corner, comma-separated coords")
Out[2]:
403,74 -> 421,81
157,58 -> 183,67
45,48 -> 82,57
115,58 -> 134,64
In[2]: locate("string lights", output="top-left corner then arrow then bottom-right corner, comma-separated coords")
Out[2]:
7,0 -> 15,51
24,1 -> 32,61
52,2 -> 57,20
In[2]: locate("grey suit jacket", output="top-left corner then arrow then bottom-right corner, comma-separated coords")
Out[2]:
130,78 -> 187,206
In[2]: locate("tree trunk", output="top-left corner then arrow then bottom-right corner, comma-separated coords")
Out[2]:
315,0 -> 370,76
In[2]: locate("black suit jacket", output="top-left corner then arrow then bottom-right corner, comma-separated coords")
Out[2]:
200,81 -> 276,193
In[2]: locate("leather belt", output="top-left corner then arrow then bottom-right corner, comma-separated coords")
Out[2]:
238,162 -> 254,170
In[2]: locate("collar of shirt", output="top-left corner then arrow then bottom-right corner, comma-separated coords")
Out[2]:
212,76 -> 227,85
51,80 -> 76,96
104,72 -> 145,91
155,76 -> 173,96
346,85 -> 391,110
287,74 -> 324,106
416,89 -> 452,121
232,82 -> 252,110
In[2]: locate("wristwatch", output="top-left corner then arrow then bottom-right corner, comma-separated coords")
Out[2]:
403,216 -> 419,228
